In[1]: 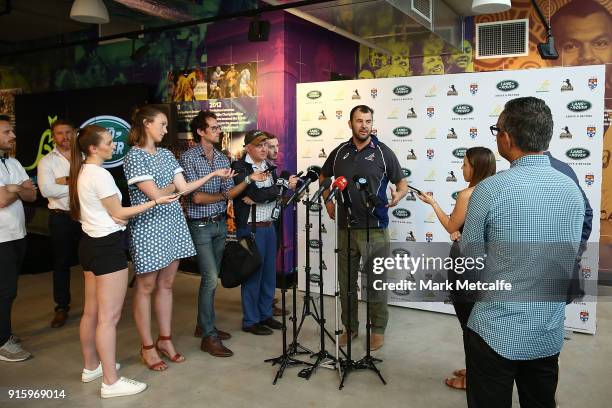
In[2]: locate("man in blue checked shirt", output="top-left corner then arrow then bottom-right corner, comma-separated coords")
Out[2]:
460,97 -> 584,407
180,111 -> 267,358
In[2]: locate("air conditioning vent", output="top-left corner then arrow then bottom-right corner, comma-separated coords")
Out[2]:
475,19 -> 528,59
411,0 -> 432,22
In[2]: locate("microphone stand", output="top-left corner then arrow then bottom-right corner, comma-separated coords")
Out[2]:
354,193 -> 386,384
264,199 -> 312,384
298,192 -> 338,379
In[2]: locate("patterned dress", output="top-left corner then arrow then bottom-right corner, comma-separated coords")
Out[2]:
123,147 -> 196,274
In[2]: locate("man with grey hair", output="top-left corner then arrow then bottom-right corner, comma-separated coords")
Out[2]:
460,97 -> 584,407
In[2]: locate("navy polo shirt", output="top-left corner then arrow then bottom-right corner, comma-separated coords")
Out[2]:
321,135 -> 403,229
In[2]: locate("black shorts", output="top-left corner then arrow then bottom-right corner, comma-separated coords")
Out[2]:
78,231 -> 128,276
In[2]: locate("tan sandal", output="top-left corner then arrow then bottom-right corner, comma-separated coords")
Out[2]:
156,335 -> 185,363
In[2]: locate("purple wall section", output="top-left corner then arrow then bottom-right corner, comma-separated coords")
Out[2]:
206,11 -> 357,275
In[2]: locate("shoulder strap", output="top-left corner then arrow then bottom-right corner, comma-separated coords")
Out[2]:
251,204 -> 256,234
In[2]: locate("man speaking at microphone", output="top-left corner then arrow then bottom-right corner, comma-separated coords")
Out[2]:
320,105 -> 407,351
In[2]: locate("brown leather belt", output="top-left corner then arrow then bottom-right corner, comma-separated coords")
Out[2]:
248,221 -> 273,227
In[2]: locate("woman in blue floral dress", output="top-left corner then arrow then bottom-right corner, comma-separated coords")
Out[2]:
123,106 -> 232,371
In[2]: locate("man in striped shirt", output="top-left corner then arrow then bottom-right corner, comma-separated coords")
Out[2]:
460,97 -> 584,407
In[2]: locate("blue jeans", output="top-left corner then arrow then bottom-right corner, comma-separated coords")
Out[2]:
237,225 -> 276,328
188,219 -> 227,337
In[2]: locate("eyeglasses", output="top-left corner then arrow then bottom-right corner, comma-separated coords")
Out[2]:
490,125 -> 504,136
208,125 -> 221,132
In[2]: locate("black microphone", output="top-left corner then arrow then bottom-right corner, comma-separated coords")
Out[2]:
271,170 -> 291,221
311,177 -> 332,203
324,176 -> 348,204
339,187 -> 357,225
284,167 -> 321,207
352,174 -> 382,207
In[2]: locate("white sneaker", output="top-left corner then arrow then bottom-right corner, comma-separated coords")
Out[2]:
100,377 -> 147,399
0,337 -> 31,362
81,362 -> 121,383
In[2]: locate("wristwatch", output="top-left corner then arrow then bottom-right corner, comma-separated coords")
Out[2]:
244,175 -> 252,185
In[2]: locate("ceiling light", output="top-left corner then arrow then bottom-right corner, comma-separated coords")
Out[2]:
472,0 -> 511,14
70,0 -> 109,24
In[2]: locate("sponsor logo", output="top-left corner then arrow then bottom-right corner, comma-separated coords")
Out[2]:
447,128 -> 457,139
392,208 -> 411,219
307,90 -> 322,99
579,310 -> 589,322
318,110 -> 327,120
387,108 -> 399,119
80,116 -> 130,168
567,100 -> 592,112
425,85 -> 437,97
406,231 -> 416,241
364,153 -> 375,161
318,148 -> 327,158
425,232 -> 433,242
451,191 -> 460,200
393,85 -> 412,96
352,89 -> 361,99
447,85 -> 458,96
427,106 -> 435,117
453,104 -> 474,115
586,126 -> 596,138
582,267 -> 591,279
307,128 -> 323,137
310,274 -> 321,283
424,169 -> 436,181
469,83 -> 478,95
447,172 -> 458,182
335,110 -> 342,119
489,105 -> 503,117
406,107 -> 417,118
308,239 -> 321,249
392,248 -> 410,257
406,149 -> 417,160
561,79 -> 574,91
560,126 -> 572,139
371,88 -> 378,99
566,148 -> 590,160
496,80 -> 519,91
425,128 -> 437,139
309,203 -> 322,212
585,173 -> 595,186
452,147 -> 467,159
537,80 -> 550,93
588,77 -> 598,90
393,126 -> 412,137
406,191 -> 416,201
469,127 -> 478,139
342,152 -> 350,160
401,168 -> 412,178
427,148 -> 435,160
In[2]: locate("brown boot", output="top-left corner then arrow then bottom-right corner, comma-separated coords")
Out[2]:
201,336 -> 233,357
369,333 -> 384,351
51,309 -> 68,328
338,330 -> 358,347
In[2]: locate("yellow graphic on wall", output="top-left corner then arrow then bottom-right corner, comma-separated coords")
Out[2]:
24,115 -> 56,171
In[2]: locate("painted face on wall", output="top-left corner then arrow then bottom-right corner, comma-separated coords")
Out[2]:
447,40 -> 473,70
422,56 -> 444,75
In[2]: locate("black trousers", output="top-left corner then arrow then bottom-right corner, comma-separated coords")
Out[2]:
466,329 -> 559,408
48,211 -> 81,310
0,238 -> 26,346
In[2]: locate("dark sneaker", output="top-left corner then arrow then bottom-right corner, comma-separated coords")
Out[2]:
242,324 -> 273,335
261,318 -> 282,330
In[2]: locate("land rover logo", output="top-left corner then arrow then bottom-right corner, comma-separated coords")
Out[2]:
452,104 -> 473,115
496,80 -> 519,91
392,208 -> 411,219
309,203 -> 322,212
566,148 -> 590,160
393,85 -> 412,96
567,100 -> 592,112
309,274 -> 321,283
307,90 -> 321,99
452,148 -> 467,158
393,126 -> 412,137
401,168 -> 411,178
307,128 -> 322,137
451,191 -> 459,200
308,239 -> 321,249
392,248 -> 410,257
80,115 -> 130,168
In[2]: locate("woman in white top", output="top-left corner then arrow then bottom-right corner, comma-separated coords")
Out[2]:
68,125 -> 178,399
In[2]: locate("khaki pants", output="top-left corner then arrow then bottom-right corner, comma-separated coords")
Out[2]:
337,228 -> 389,334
